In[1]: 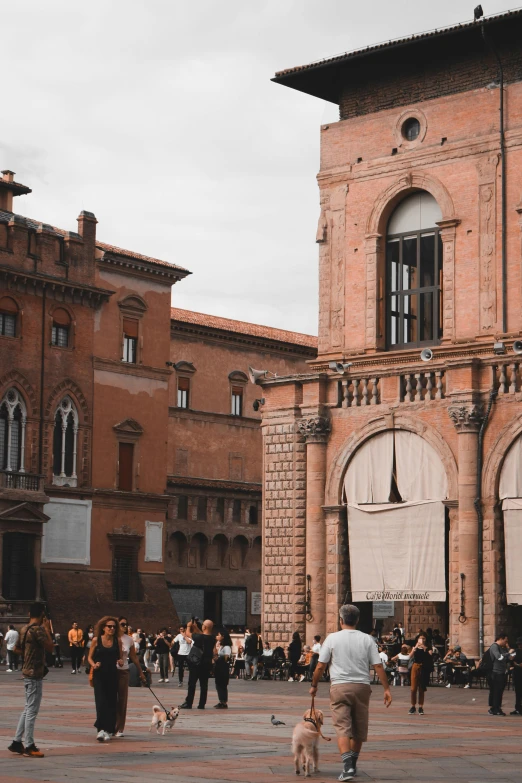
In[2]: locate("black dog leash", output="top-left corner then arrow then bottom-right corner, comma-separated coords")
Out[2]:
304,695 -> 331,742
146,683 -> 175,721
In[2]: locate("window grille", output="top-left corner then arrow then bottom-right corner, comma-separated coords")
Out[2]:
0,313 -> 16,336
52,325 -> 69,347
112,545 -> 141,601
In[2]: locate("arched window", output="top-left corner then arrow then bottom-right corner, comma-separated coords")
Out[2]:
52,396 -> 78,485
0,388 -> 27,472
0,297 -> 19,337
51,308 -> 71,348
386,191 -> 443,349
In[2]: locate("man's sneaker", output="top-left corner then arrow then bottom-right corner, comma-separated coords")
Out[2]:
97,730 -> 106,741
164,678 -> 169,683
488,708 -> 498,715
408,706 -> 416,714
418,707 -> 425,715
158,679 -> 164,683
6,668 -> 12,673
299,674 -> 306,682
7,740 -> 24,754
338,759 -> 356,781
497,710 -> 507,716
510,709 -> 522,715
197,705 -> 205,710
178,681 -> 183,687
179,702 -> 192,709
464,684 -> 470,689
24,744 -> 45,757
446,683 -> 451,688
288,677 -> 294,682
71,670 -> 76,674
114,731 -> 124,738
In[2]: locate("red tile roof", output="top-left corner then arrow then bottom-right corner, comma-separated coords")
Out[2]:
171,307 -> 318,349
97,241 -> 189,274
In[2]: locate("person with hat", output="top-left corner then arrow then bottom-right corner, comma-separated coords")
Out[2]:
510,637 -> 522,715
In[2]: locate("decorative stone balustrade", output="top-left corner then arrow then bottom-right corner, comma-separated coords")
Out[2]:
400,370 -> 445,402
338,377 -> 380,407
494,361 -> 522,394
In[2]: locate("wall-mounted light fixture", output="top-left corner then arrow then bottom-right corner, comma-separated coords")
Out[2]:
459,572 -> 467,623
305,574 -> 313,622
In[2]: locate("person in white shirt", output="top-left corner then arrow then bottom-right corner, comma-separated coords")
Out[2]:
378,645 -> 388,664
310,604 -> 392,782
5,625 -> 20,672
115,617 -> 145,737
173,625 -> 192,688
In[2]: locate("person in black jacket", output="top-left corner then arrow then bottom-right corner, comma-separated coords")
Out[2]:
408,633 -> 434,715
244,628 -> 263,680
288,631 -> 302,682
180,619 -> 216,710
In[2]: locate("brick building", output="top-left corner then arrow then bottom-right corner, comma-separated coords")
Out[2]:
260,10 -> 522,657
0,170 -> 317,635
0,170 -> 189,631
166,309 -> 316,629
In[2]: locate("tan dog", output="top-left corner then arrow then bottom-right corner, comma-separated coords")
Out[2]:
291,708 -> 324,777
149,705 -> 180,735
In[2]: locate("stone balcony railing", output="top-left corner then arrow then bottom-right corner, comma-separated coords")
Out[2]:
338,377 -> 380,407
0,470 -> 45,492
495,361 -> 522,394
400,370 -> 446,402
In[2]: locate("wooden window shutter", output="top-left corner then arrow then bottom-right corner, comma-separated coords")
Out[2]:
118,442 -> 134,491
123,318 -> 139,338
52,308 -> 71,326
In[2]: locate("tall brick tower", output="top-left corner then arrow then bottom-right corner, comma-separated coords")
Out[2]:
259,9 -> 522,656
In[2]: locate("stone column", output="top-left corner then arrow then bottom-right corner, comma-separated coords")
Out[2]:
0,532 -> 4,600
296,416 -> 330,645
448,404 -> 483,657
324,505 -> 348,636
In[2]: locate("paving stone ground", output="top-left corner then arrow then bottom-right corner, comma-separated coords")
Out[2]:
0,668 -> 521,782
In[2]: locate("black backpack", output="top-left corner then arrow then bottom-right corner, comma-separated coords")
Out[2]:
479,646 -> 494,673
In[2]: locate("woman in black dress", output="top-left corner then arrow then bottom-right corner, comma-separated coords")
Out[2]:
288,631 -> 302,682
88,616 -> 123,741
213,629 -> 231,709
408,633 -> 433,715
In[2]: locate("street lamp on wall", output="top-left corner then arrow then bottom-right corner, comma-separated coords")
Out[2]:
459,572 -> 467,623
305,573 -> 313,622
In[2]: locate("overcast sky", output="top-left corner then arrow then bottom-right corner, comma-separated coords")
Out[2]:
2,1 -> 515,335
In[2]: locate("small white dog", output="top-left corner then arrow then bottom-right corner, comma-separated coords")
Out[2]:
149,705 -> 180,735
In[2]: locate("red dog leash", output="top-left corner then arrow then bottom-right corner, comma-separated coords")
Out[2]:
304,695 -> 331,742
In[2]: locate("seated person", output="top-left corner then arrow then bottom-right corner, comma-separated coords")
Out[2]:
232,644 -> 245,678
445,647 -> 469,687
294,646 -> 312,681
260,643 -> 276,678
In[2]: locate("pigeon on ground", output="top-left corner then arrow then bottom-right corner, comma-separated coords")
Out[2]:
271,714 -> 286,725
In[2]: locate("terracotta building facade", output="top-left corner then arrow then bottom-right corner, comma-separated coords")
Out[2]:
0,170 -> 189,631
166,309 -> 316,629
260,10 -> 522,657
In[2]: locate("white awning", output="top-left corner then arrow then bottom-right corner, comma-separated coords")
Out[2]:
501,498 -> 522,604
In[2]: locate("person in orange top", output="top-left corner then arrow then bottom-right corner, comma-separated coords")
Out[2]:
68,622 -> 84,674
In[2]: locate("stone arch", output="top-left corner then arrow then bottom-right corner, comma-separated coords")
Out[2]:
231,534 -> 249,568
366,170 -> 456,236
212,533 -> 229,567
45,379 -> 89,423
190,532 -> 208,569
169,531 -> 188,567
483,413 -> 522,502
325,413 -> 458,506
0,371 -> 37,416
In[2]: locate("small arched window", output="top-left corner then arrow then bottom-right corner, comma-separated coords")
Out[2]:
0,297 -> 19,337
51,308 -> 71,348
0,388 -> 27,472
386,191 -> 443,349
52,396 -> 79,485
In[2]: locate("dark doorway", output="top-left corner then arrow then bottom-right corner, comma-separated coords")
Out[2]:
2,533 -> 36,600
355,601 -> 373,634
204,589 -> 220,624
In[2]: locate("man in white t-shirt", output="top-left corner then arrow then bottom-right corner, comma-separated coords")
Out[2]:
173,625 -> 192,688
116,617 -> 146,737
5,625 -> 20,672
310,604 -> 392,782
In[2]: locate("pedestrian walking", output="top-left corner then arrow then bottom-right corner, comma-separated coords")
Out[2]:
154,628 -> 172,683
310,603 -> 392,781
180,619 -> 216,710
510,636 -> 522,715
173,625 -> 192,688
213,629 -> 232,709
408,633 -> 433,714
488,631 -> 512,716
245,627 -> 263,680
288,631 -> 302,682
8,602 -> 54,758
5,624 -> 20,672
87,616 -> 123,742
83,625 -> 94,672
68,621 -> 84,674
115,617 -> 146,736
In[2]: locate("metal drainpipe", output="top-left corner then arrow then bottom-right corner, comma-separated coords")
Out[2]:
481,21 -> 507,334
473,373 -> 497,656
38,286 -> 47,475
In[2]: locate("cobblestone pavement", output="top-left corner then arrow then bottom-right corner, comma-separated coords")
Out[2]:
1,668 -> 521,782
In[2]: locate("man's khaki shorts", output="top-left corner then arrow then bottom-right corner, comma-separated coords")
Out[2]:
329,682 -> 372,741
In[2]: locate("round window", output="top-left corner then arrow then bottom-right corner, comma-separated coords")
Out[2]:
402,117 -> 421,142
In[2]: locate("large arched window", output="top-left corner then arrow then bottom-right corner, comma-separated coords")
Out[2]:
0,388 -> 27,472
386,191 -> 443,349
52,396 -> 79,485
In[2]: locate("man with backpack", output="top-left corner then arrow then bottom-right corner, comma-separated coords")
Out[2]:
485,631 -> 512,715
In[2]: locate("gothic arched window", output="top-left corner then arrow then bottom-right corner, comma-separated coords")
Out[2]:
386,191 -> 443,349
0,388 -> 27,472
52,396 -> 79,485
